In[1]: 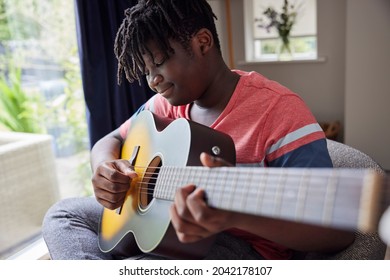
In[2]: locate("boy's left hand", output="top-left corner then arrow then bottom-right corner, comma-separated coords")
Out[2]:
169,152 -> 236,243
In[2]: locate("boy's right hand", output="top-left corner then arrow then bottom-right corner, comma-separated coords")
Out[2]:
92,159 -> 138,210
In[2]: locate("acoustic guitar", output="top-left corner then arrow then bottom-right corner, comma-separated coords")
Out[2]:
98,110 -> 385,259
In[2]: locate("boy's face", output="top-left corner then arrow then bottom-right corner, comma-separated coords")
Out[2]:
142,38 -> 209,106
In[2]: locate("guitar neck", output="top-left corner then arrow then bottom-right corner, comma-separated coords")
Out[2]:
154,166 -> 383,232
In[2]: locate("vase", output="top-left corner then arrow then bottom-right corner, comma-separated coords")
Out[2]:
277,37 -> 294,61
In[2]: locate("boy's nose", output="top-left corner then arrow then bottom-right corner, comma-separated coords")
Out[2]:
147,72 -> 163,92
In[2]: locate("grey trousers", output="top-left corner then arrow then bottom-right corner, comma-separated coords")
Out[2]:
42,197 -> 264,260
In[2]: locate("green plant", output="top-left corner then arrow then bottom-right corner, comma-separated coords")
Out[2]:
255,0 -> 302,56
0,61 -> 46,133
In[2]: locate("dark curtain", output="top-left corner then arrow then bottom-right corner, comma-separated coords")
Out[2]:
74,0 -> 154,147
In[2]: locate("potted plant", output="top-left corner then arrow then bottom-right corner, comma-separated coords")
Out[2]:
255,0 -> 302,60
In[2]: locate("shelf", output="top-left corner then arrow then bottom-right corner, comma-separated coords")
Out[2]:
237,56 -> 327,66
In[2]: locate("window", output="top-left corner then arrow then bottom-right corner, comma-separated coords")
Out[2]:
244,0 -> 317,62
0,0 -> 91,198
0,0 -> 91,259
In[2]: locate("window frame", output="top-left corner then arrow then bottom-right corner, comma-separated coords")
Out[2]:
243,0 -> 319,63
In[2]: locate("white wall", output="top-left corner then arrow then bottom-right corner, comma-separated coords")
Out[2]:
216,0 -> 390,169
207,0 -> 228,62
345,0 -> 390,170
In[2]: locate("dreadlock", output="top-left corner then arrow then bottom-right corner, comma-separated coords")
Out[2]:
114,0 -> 221,84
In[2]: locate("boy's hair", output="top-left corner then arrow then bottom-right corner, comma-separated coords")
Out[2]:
114,0 -> 221,84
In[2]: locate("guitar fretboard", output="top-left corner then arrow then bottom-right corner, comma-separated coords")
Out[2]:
154,166 -> 383,232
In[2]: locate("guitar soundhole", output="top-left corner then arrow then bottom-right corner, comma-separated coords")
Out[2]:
139,156 -> 162,210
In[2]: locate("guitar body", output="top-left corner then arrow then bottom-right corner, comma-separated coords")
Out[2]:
98,110 -> 236,259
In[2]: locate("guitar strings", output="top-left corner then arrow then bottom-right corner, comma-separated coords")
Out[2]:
124,168 -> 390,210
111,162 -> 389,226
134,168 -> 390,191
128,163 -> 390,190
127,179 -> 389,220
129,179 -> 390,223
136,168 -> 389,186
133,177 -> 390,198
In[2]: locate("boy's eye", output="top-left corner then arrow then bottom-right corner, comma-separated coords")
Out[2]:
154,55 -> 168,67
142,55 -> 168,76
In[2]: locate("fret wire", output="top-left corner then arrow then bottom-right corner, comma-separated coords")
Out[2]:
167,167 -> 174,198
242,168 -> 254,212
168,166 -> 177,199
186,166 -> 193,186
219,168 -> 234,210
237,169 -> 249,213
195,167 -> 201,184
264,171 -> 282,216
216,169 -> 222,200
322,170 -> 339,225
204,167 -> 212,201
236,169 -> 247,212
273,169 -> 288,217
204,167 -> 211,204
177,166 -> 186,196
197,167 -> 206,195
254,168 -> 268,216
164,167 -> 172,199
207,168 -> 215,207
162,166 -> 170,199
190,167 -> 197,186
214,168 -> 222,203
219,168 -> 227,207
207,167 -> 216,206
174,167 -> 180,196
242,167 -> 254,213
295,169 -> 310,221
186,167 -> 193,181
166,166 -> 174,199
227,168 -> 240,212
213,168 -> 224,208
195,167 -> 204,194
218,168 -> 229,209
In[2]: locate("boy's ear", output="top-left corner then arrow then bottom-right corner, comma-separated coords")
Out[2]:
194,28 -> 213,55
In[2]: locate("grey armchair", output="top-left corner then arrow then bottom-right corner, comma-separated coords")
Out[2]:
305,139 -> 387,260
